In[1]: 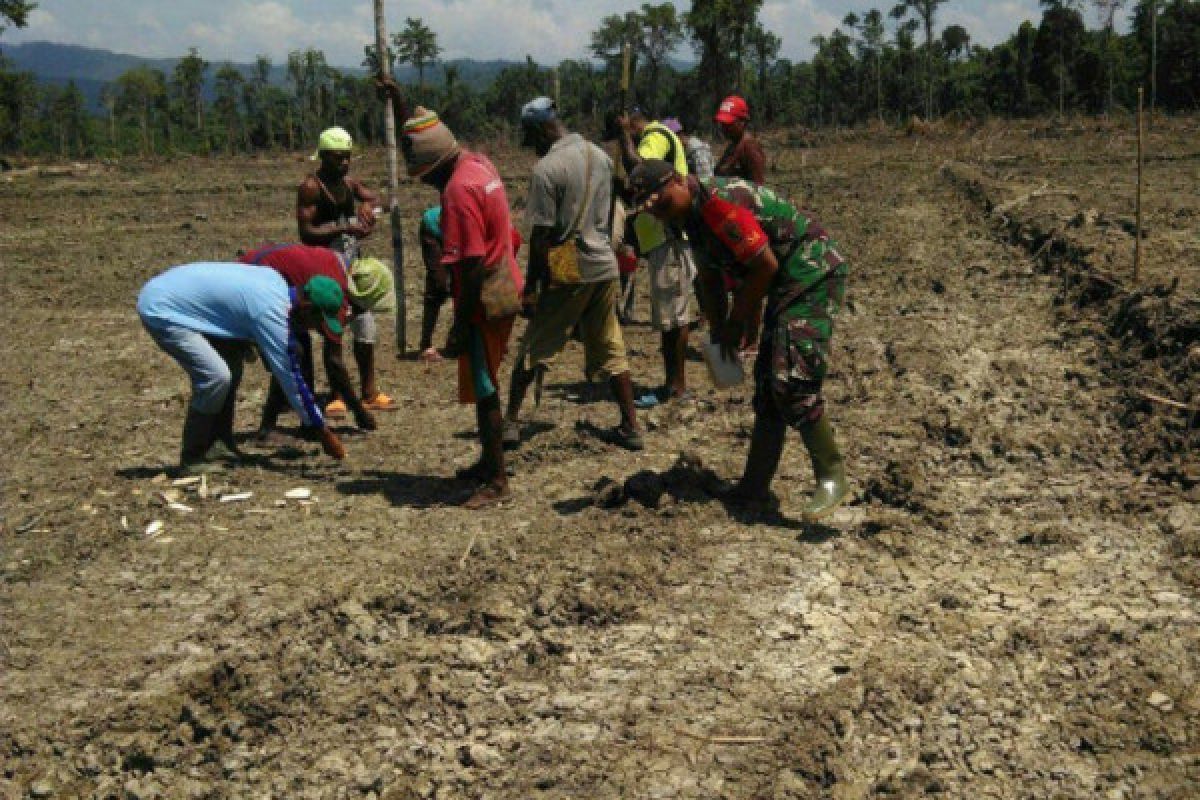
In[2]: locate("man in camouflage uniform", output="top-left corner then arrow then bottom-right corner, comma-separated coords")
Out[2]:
627,160 -> 849,521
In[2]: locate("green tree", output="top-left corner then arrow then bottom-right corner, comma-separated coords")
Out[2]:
1037,0 -> 1086,116
241,55 -> 273,149
0,0 -> 35,35
115,65 -> 167,154
844,9 -> 889,122
890,0 -> 947,118
638,3 -> 683,110
212,63 -> 245,152
287,48 -> 331,132
745,22 -> 781,121
591,11 -> 643,101
0,67 -> 36,151
685,0 -> 764,109
1093,0 -> 1127,112
393,17 -> 441,88
171,47 -> 208,139
47,80 -> 90,156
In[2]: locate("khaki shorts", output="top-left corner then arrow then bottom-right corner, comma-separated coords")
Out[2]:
521,279 -> 629,382
646,239 -> 696,332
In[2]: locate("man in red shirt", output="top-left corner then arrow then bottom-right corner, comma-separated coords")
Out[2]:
239,243 -> 382,439
381,76 -> 523,509
714,95 -> 766,184
714,95 -> 768,354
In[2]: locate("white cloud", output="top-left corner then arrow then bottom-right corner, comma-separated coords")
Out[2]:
2,0 -> 1128,67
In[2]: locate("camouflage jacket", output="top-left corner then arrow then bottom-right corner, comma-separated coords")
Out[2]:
683,177 -> 846,311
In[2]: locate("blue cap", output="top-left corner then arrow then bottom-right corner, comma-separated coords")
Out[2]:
520,96 -> 557,125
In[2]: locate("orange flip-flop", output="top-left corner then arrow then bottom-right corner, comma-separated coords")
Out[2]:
324,398 -> 349,418
362,392 -> 399,411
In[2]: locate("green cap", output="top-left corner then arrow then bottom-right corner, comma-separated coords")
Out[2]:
311,126 -> 353,160
348,257 -> 395,313
302,276 -> 345,342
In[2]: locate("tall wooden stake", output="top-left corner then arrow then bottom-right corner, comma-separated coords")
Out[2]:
1134,86 -> 1144,286
374,0 -> 406,354
614,42 -> 632,181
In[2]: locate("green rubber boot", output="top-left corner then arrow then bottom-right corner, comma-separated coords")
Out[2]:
799,415 -> 849,522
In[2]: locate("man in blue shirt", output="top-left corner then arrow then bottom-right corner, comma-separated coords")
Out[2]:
137,262 -> 347,473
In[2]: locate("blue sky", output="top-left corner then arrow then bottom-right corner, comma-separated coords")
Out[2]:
8,1 -> 1130,66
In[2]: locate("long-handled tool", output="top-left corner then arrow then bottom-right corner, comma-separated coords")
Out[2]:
373,0 -> 407,355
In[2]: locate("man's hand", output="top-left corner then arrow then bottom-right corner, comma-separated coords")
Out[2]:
353,408 -> 378,431
718,318 -> 746,363
356,203 -> 377,229
344,219 -> 372,239
375,74 -> 402,100
319,427 -> 347,460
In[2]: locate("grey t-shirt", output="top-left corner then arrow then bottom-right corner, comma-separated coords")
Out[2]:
526,132 -> 618,283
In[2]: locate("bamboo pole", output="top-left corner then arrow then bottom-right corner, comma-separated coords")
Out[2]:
614,42 -> 632,181
374,0 -> 407,354
1134,86 -> 1144,286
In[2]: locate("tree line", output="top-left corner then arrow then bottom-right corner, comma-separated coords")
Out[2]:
1,1 -> 1198,159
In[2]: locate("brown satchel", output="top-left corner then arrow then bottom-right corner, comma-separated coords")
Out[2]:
546,143 -> 595,286
480,261 -> 522,319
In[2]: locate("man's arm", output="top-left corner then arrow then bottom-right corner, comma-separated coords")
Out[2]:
297,178 -> 368,245
349,178 -> 380,231
256,312 -> 346,458
442,256 -> 485,358
375,75 -> 412,132
721,248 -> 778,359
524,225 -> 554,313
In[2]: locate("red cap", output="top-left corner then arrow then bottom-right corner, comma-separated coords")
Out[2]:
714,95 -> 750,124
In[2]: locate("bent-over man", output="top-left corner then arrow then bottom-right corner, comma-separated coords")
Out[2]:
629,161 -> 850,521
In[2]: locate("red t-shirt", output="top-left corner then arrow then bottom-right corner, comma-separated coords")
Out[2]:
440,151 -> 524,321
239,243 -> 351,325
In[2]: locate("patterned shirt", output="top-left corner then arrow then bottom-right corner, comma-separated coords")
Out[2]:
684,177 -> 845,312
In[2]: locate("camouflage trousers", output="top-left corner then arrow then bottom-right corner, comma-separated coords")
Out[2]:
752,266 -> 847,428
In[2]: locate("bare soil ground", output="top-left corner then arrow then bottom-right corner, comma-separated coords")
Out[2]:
1,119 -> 1197,799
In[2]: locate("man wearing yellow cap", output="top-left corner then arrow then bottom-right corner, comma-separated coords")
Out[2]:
297,126 -> 397,416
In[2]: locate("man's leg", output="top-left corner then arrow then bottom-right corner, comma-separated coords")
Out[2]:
464,326 -> 511,509
503,286 -> 578,447
798,413 -> 848,521
209,338 -> 246,456
731,410 -> 788,502
354,340 -> 377,399
662,325 -> 688,398
144,322 -> 233,473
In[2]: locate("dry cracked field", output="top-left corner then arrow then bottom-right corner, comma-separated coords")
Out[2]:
1,118 -> 1197,799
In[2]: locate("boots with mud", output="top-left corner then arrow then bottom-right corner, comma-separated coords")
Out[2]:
799,414 -> 849,521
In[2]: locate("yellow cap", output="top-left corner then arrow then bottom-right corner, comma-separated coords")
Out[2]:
311,126 -> 353,160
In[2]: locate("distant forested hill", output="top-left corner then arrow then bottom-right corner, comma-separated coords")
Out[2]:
1,41 -> 518,111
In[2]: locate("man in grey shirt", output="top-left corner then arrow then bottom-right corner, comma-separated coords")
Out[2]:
504,97 -> 643,451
